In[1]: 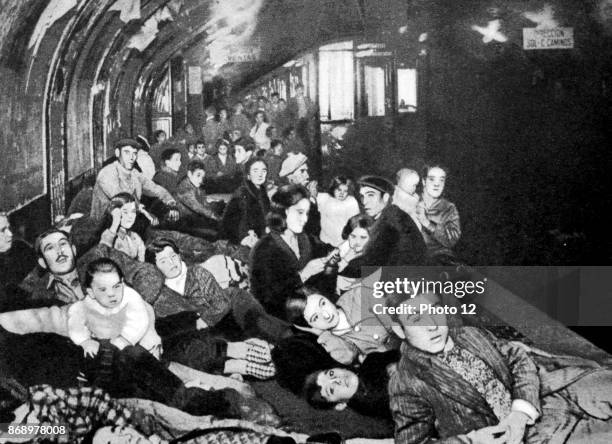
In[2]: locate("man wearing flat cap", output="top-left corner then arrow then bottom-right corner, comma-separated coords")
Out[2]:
90,138 -> 180,221
279,153 -> 321,237
355,175 -> 425,267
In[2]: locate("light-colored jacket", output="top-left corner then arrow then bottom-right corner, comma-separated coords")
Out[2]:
90,161 -> 175,220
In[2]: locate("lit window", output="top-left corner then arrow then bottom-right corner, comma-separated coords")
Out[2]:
397,68 -> 417,112
364,65 -> 385,116
319,41 -> 354,121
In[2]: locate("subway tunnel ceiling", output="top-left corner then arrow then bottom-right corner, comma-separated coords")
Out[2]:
0,0 -> 406,96
1,0 -> 612,213
2,0 -> 611,108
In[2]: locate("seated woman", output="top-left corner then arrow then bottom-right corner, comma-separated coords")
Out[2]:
317,176 -> 360,247
416,164 -> 462,264
204,138 -> 238,193
219,157 -> 270,245
249,184 -> 337,319
303,350 -> 399,420
98,193 -> 146,261
285,269 -> 399,365
335,214 -> 375,294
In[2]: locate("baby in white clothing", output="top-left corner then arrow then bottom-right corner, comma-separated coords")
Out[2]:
67,257 -> 161,359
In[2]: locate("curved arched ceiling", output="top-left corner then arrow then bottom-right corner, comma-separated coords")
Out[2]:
0,0 -> 392,212
3,0 -> 610,214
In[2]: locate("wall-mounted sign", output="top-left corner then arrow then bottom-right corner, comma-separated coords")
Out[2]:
210,44 -> 260,65
523,27 -> 574,50
226,46 -> 260,63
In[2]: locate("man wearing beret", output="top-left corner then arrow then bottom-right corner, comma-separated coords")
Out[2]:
279,153 -> 321,237
90,138 -> 180,221
355,175 -> 425,267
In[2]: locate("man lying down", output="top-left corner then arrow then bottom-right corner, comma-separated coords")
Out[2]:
0,228 -> 287,441
274,282 -> 612,443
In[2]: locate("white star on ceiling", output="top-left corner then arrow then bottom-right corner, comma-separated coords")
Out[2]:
471,19 -> 508,43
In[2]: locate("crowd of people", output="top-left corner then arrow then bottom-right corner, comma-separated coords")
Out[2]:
1,88 -> 611,443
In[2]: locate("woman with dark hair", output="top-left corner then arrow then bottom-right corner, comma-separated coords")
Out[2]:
336,213 -> 376,293
317,176 -> 360,246
204,138 -> 238,180
416,164 -> 462,264
303,350 -> 399,419
219,157 -> 270,244
98,193 -> 146,261
249,184 -> 336,319
283,271 -> 398,365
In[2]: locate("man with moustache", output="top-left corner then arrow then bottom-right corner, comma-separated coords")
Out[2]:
355,175 -> 426,267
0,230 -> 263,418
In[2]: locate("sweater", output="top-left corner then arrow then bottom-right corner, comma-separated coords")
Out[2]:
99,228 -> 145,261
67,286 -> 161,355
316,193 -> 360,246
153,167 -> 181,196
175,176 -> 220,221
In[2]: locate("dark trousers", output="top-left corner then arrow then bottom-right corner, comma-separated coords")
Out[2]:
0,328 -> 237,418
229,288 -> 293,344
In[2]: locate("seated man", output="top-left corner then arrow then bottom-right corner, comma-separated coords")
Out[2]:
153,148 -> 182,195
90,138 -> 179,222
388,291 -> 612,443
174,159 -> 221,233
355,175 -> 426,267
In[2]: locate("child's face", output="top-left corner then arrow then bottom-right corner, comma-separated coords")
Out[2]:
166,153 -> 182,172
188,144 -> 196,155
87,271 -> 124,308
120,202 -> 137,230
396,293 -> 449,354
348,227 -> 370,253
333,184 -> 349,201
303,293 -> 339,330
196,144 -> 206,156
188,169 -> 205,188
273,143 -> 283,156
